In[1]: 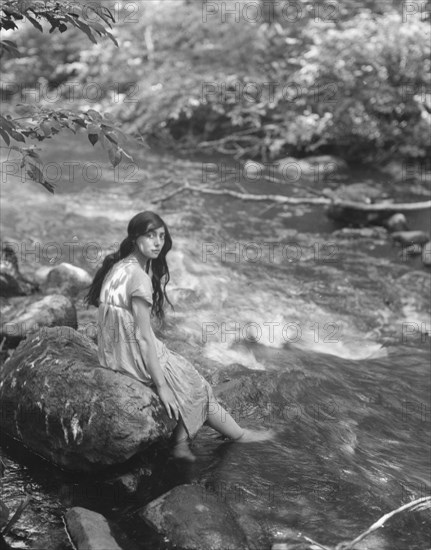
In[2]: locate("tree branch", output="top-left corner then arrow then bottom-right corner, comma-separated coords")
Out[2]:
153,181 -> 431,212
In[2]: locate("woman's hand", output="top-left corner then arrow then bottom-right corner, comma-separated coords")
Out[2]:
157,384 -> 179,421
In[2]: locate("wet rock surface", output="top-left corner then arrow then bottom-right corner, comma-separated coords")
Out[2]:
0,293 -> 77,347
65,507 -> 123,550
0,328 -> 175,471
39,262 -> 93,298
138,484 -> 248,550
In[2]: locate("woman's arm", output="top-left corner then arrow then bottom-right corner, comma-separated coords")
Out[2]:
131,296 -> 179,420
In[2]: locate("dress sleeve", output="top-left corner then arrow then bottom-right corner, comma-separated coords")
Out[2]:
129,269 -> 153,307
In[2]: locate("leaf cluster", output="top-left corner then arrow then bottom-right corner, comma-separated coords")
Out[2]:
1,0 -> 118,57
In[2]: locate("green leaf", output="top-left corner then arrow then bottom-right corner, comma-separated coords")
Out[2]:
0,115 -> 15,133
108,146 -> 122,167
24,13 -> 43,32
41,180 -> 55,193
0,128 -> 10,145
88,133 -> 99,146
26,149 -> 41,160
87,109 -> 102,122
74,19 -> 97,44
2,6 -> 23,19
26,164 -> 43,182
26,164 -> 55,193
0,39 -> 21,57
89,21 -> 107,34
10,130 -> 26,143
104,132 -> 118,145
73,117 -> 87,128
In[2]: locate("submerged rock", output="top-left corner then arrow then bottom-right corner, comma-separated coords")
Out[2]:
39,262 -> 93,298
0,294 -> 77,347
139,484 -> 248,550
384,213 -> 408,232
0,328 -> 175,471
326,205 -> 388,227
65,507 -> 123,550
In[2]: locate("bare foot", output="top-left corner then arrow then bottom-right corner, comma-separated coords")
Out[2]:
232,428 -> 276,443
171,440 -> 197,462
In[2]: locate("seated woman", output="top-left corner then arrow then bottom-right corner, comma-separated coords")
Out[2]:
84,211 -> 271,461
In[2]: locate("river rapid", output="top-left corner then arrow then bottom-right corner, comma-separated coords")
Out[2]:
0,135 -> 430,549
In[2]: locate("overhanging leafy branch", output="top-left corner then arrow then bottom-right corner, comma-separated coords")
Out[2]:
0,1 -> 137,191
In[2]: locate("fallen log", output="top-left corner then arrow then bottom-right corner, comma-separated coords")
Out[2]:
154,181 -> 431,212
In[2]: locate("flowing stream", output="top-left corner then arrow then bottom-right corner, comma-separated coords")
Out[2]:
0,135 -> 429,549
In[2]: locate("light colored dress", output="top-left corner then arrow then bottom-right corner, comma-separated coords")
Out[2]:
97,256 -> 216,438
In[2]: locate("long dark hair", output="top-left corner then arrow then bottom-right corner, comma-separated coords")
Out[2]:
84,211 -> 174,323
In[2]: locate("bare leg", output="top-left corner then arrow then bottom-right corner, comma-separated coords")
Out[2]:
206,400 -> 245,440
171,418 -> 196,462
206,399 -> 276,442
172,418 -> 188,443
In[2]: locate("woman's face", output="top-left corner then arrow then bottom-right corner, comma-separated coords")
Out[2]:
135,226 -> 166,260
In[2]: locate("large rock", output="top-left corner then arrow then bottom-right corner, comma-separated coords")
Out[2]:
0,294 -> 77,347
0,328 -> 175,471
139,484 -> 248,550
0,244 -> 39,297
38,262 -> 93,298
65,507 -> 123,550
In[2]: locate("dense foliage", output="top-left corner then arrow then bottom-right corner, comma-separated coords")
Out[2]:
1,0 -> 430,173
